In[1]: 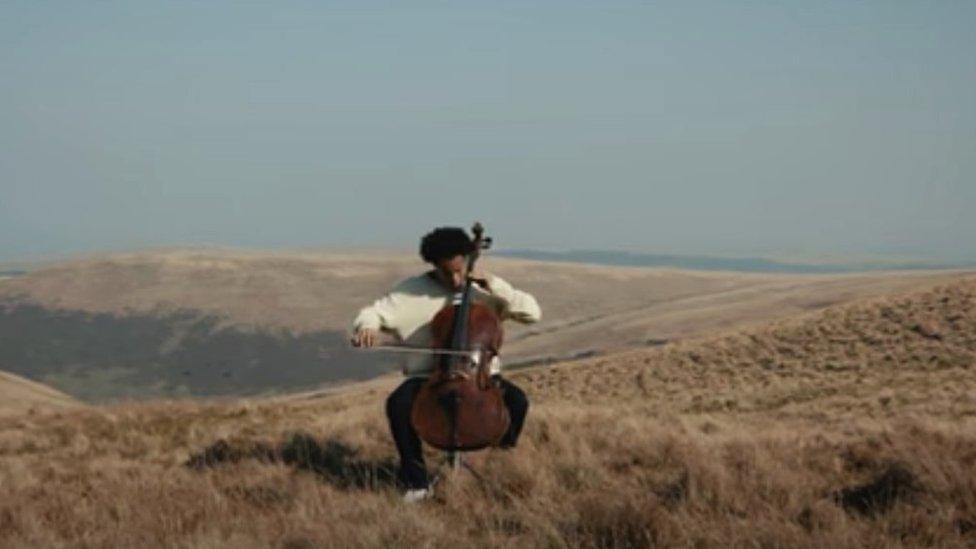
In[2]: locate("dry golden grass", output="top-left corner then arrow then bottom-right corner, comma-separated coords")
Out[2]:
1,275 -> 975,547
519,274 -> 976,421
0,371 -> 82,417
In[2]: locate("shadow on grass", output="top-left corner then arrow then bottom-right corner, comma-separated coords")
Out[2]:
835,463 -> 920,516
185,433 -> 398,490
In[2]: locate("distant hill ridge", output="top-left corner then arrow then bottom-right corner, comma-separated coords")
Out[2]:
0,249 -> 967,402
498,249 -> 972,273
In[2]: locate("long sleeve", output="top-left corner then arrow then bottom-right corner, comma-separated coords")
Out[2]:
485,274 -> 542,324
352,291 -> 399,333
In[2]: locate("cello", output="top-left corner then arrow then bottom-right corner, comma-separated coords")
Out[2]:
409,222 -> 511,452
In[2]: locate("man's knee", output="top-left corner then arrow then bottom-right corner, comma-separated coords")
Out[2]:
509,389 -> 528,414
386,379 -> 421,419
497,378 -> 529,416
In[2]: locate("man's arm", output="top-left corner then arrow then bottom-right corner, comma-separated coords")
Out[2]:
482,274 -> 542,324
350,291 -> 399,347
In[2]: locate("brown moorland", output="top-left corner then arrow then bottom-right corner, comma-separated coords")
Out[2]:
0,248 -> 967,400
0,370 -> 82,417
1,248 -> 966,347
1,274 -> 974,547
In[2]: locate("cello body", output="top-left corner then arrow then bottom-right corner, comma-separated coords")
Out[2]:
409,224 -> 511,452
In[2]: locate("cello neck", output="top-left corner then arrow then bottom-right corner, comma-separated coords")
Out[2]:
448,223 -> 486,352
448,249 -> 479,351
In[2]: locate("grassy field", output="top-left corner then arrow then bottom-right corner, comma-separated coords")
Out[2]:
1,274 -> 974,547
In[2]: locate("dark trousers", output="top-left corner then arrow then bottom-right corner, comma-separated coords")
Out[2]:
385,375 -> 529,489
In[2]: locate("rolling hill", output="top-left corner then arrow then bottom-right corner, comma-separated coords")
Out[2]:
0,370 -> 82,417
0,248 -> 968,401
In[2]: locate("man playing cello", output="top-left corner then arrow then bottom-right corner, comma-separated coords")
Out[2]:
350,226 -> 542,502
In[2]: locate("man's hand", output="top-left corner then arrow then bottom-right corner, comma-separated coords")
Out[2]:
351,328 -> 377,348
468,269 -> 491,292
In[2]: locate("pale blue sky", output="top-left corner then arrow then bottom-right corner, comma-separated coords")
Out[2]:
2,1 -> 974,263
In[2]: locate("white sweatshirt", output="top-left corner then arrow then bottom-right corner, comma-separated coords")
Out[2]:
352,271 -> 542,376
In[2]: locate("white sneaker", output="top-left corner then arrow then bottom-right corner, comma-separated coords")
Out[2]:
402,487 -> 432,503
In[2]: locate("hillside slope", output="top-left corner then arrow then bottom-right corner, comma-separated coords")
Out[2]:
0,248 -> 966,401
1,276 -> 975,547
0,370 -> 82,417
518,274 -> 976,421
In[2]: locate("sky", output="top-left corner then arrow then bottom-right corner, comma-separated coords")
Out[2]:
2,1 -> 975,263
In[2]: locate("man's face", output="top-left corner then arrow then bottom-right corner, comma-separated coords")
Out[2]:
433,255 -> 467,290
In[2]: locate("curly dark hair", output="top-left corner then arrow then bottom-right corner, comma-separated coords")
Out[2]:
420,227 -> 475,263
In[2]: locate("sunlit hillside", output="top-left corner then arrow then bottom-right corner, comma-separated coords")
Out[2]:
0,248 -> 966,401
1,275 -> 974,547
0,371 -> 81,417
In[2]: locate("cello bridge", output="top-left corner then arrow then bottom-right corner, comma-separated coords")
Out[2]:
447,349 -> 481,380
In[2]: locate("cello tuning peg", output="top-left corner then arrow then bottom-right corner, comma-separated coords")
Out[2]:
482,237 -> 493,249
